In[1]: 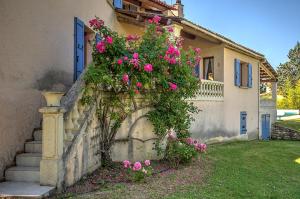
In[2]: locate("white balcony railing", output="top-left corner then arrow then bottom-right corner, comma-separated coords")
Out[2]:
191,80 -> 224,101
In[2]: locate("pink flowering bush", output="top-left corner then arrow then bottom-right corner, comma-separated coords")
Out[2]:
166,130 -> 207,167
83,16 -> 201,164
122,160 -> 153,182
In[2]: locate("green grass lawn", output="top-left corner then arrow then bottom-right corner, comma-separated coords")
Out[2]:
167,141 -> 300,199
61,141 -> 300,199
276,119 -> 300,132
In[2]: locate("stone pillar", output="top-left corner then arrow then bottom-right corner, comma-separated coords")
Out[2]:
39,92 -> 65,188
271,82 -> 277,101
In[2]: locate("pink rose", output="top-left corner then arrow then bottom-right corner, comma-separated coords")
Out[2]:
186,137 -> 194,145
123,160 -> 131,168
136,82 -> 142,88
124,56 -> 128,61
169,57 -> 177,65
144,160 -> 151,166
134,89 -> 140,94
89,18 -> 104,28
144,64 -> 153,72
117,59 -> 123,65
194,48 -> 201,54
106,36 -> 113,44
122,74 -> 129,83
133,52 -> 139,59
126,35 -> 139,41
153,15 -> 161,24
96,41 -> 106,53
133,162 -> 142,171
167,26 -> 174,32
169,82 -> 177,91
200,143 -> 207,152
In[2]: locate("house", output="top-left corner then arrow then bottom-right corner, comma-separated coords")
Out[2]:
0,0 -> 277,197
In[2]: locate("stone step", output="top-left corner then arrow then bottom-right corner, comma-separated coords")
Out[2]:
16,153 -> 41,167
33,130 -> 42,141
5,166 -> 40,183
25,141 -> 42,153
0,182 -> 55,198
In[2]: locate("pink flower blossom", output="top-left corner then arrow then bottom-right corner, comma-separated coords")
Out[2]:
186,137 -> 194,145
144,160 -> 151,166
133,52 -> 139,59
106,36 -> 113,44
124,56 -> 128,61
133,162 -> 142,171
134,89 -> 140,94
169,82 -> 177,91
126,35 -> 139,41
153,15 -> 161,24
122,74 -> 129,83
169,57 -> 177,65
117,59 -> 123,65
148,19 -> 153,23
167,26 -> 174,32
130,58 -> 139,68
89,18 -> 104,28
136,82 -> 142,88
144,64 -> 153,72
194,48 -> 201,54
200,143 -> 207,152
123,160 -> 131,168
96,41 -> 106,53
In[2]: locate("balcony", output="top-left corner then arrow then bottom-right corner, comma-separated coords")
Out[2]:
191,80 -> 224,101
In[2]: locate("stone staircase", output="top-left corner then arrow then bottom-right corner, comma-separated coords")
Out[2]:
0,130 -> 55,198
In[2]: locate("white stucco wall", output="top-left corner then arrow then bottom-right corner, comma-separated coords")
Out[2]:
223,48 -> 260,140
189,100 -> 225,140
259,99 -> 277,138
0,0 -> 131,180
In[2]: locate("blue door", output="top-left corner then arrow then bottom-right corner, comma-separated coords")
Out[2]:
74,17 -> 85,81
262,114 -> 270,140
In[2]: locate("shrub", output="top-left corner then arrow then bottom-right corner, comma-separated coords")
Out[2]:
165,131 -> 207,167
83,16 -> 200,164
123,160 -> 153,182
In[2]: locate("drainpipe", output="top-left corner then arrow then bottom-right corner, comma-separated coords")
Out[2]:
257,62 -> 260,140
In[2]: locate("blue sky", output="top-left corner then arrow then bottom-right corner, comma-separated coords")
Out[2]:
165,0 -> 300,68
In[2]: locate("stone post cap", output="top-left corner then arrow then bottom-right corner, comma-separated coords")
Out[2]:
39,106 -> 66,114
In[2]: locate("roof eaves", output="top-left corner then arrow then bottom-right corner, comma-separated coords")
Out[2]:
180,18 -> 265,58
148,0 -> 177,10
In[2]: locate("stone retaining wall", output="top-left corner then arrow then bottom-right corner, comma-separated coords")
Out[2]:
272,124 -> 300,141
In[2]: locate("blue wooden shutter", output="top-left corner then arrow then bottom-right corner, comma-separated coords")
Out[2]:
240,112 -> 247,134
234,59 -> 241,86
74,17 -> 85,81
194,63 -> 200,78
247,63 -> 253,88
95,33 -> 101,44
114,0 -> 123,9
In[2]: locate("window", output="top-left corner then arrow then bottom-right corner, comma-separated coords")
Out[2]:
234,59 -> 252,88
203,57 -> 214,80
240,61 -> 248,87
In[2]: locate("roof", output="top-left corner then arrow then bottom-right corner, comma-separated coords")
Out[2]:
148,0 -> 176,10
115,9 -> 278,80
